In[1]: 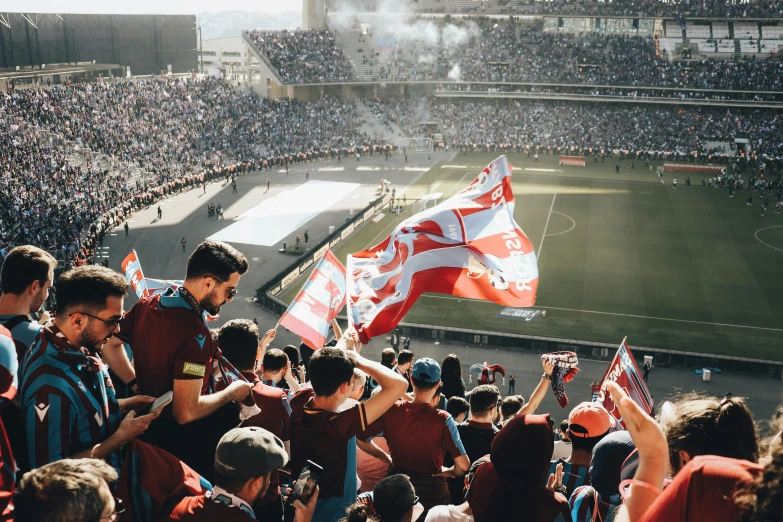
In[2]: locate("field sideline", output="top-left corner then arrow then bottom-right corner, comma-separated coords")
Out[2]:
281,153 -> 783,361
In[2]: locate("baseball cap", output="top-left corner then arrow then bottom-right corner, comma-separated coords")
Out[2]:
411,358 -> 441,383
568,402 -> 616,438
214,427 -> 288,479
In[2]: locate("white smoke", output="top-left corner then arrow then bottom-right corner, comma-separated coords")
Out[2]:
447,64 -> 462,82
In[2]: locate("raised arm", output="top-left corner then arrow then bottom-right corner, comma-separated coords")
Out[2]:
518,359 -> 554,416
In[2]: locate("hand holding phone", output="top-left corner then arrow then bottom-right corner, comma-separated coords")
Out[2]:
287,460 -> 323,506
137,391 -> 173,417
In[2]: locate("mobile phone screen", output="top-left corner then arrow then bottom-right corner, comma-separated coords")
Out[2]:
137,391 -> 172,416
288,460 -> 323,505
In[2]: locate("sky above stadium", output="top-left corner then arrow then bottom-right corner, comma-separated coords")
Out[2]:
4,0 -> 300,14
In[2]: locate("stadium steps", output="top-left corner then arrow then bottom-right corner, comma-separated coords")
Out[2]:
355,98 -> 405,142
337,30 -> 378,81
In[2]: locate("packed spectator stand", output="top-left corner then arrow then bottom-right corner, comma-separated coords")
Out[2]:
1,77 -> 377,268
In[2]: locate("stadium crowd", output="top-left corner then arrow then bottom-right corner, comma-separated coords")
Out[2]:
366,97 -> 783,158
0,241 -> 781,522
246,30 -> 357,84
250,24 -> 783,92
0,77 -> 376,267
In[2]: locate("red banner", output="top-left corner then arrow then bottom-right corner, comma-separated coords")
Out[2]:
594,339 -> 654,428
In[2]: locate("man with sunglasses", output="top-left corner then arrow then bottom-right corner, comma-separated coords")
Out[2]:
19,266 -> 161,470
104,240 -> 252,478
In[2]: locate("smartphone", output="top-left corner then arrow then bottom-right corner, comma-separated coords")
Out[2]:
136,391 -> 173,416
287,460 -> 323,506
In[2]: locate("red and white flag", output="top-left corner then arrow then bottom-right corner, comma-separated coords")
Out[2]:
347,156 -> 538,343
279,250 -> 347,350
594,338 -> 654,428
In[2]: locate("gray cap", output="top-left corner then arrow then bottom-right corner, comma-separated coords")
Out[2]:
214,427 -> 288,479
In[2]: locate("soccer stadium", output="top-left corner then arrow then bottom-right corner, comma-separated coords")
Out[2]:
1,1 -> 783,521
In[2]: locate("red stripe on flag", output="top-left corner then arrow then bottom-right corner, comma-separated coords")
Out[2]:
279,311 -> 327,351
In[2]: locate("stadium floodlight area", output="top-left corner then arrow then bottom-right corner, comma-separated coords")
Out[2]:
560,156 -> 586,167
396,137 -> 434,153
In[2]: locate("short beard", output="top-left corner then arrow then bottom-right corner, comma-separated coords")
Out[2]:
80,324 -> 109,354
200,289 -> 222,316
30,288 -> 47,315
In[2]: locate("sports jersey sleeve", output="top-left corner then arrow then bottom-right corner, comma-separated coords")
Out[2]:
280,393 -> 292,441
334,402 -> 372,440
173,333 -> 213,381
0,336 -> 18,407
115,304 -> 138,344
23,386 -> 76,468
359,410 -> 386,441
442,415 -> 467,458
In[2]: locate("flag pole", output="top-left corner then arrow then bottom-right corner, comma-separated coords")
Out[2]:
345,254 -> 354,330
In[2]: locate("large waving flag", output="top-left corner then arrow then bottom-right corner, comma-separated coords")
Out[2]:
121,250 -> 183,299
594,338 -> 654,428
279,250 -> 347,349
347,156 -> 538,343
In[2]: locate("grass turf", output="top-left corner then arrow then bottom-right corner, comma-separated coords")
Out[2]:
281,153 -> 783,361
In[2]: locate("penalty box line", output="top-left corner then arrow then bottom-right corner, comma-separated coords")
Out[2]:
421,295 -> 783,333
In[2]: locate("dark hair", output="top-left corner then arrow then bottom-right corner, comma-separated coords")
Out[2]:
341,504 -> 373,522
213,470 -> 262,495
185,240 -> 248,281
501,396 -> 524,418
446,396 -> 470,420
470,385 -> 500,415
560,420 -> 569,432
440,354 -> 466,400
663,394 -> 759,473
412,376 -> 439,392
0,245 -> 57,295
397,350 -> 414,366
54,266 -> 128,316
217,319 -> 259,371
14,458 -> 118,522
569,432 -> 607,453
309,347 -> 356,397
299,343 -> 315,381
373,474 -> 416,522
283,345 -> 301,367
262,349 -> 289,373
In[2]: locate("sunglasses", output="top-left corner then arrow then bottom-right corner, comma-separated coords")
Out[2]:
210,276 -> 238,299
70,312 -> 122,329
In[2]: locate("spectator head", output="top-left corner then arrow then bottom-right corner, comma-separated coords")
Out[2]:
440,353 -> 466,399
588,431 -> 636,498
185,240 -> 248,315
396,350 -> 414,373
350,369 -> 367,400
213,427 -> 288,507
468,414 -> 558,521
283,344 -> 301,368
501,395 -> 524,420
373,474 -> 423,522
469,385 -> 501,421
662,394 -> 758,474
217,319 -> 260,372
559,420 -> 570,441
568,402 -> 616,454
260,348 -> 289,384
740,443 -> 783,522
308,347 -> 356,400
411,358 -> 441,402
54,266 -> 127,353
14,458 -> 119,522
463,455 -> 491,502
446,396 -> 470,423
0,245 -> 57,314
381,348 -> 397,368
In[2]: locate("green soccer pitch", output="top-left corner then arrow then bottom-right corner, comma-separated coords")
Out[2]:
281,153 -> 783,361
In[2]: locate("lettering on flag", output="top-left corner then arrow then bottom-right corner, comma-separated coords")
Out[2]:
594,339 -> 654,428
279,250 -> 347,350
347,156 -> 539,343
121,250 -> 183,299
